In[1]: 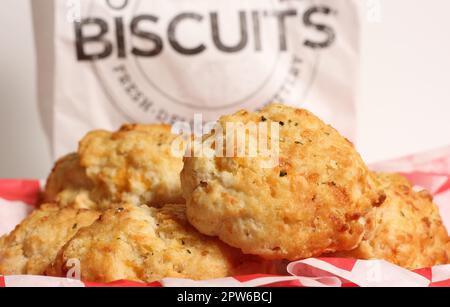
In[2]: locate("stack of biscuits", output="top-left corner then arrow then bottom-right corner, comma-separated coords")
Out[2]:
1,104 -> 449,283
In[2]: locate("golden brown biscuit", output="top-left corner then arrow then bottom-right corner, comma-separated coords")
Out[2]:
78,124 -> 185,209
42,153 -> 96,209
0,236 -> 6,251
331,173 -> 450,269
47,204 -> 279,283
181,104 -> 384,260
0,204 -> 100,276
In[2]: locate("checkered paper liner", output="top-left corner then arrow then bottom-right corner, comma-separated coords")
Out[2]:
1,146 -> 450,287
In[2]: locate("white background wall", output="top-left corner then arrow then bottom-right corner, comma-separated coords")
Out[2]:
358,0 -> 450,163
0,0 -> 52,179
1,0 -> 450,179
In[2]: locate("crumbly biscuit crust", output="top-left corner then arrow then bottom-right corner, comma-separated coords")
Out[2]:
182,104 -> 384,260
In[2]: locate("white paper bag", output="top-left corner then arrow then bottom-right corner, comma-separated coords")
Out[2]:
33,0 -> 360,159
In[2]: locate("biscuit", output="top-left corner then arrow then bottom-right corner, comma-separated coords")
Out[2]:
42,153 -> 96,209
0,236 -> 5,251
47,204 -> 279,283
331,173 -> 450,269
0,204 -> 100,275
181,104 -> 384,260
78,124 -> 185,209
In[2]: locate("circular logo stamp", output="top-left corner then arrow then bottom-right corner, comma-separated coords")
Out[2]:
79,0 -> 335,123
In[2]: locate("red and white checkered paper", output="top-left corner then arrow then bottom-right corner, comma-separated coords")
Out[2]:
1,146 -> 450,287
